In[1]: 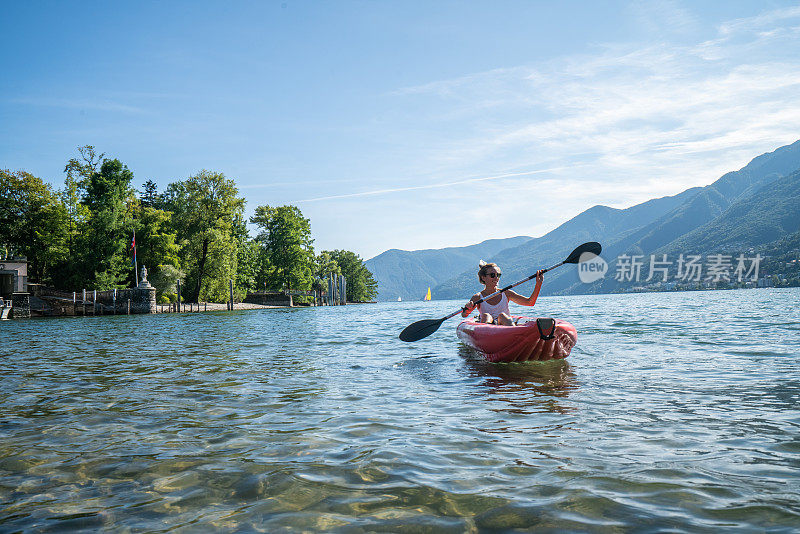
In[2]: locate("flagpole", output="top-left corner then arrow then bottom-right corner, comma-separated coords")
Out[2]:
133,229 -> 139,287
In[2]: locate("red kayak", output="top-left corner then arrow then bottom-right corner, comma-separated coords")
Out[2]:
456,316 -> 577,363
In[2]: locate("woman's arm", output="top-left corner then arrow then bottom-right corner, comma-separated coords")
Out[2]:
461,294 -> 480,317
506,271 -> 543,306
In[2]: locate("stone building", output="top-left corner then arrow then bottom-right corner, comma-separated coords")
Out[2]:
0,256 -> 29,317
0,256 -> 27,298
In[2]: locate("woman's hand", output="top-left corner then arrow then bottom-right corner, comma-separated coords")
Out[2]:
535,270 -> 544,283
462,301 -> 476,316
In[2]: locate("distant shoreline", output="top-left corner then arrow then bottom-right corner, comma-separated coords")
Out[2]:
7,300 -> 378,320
384,284 -> 798,303
158,301 -> 376,313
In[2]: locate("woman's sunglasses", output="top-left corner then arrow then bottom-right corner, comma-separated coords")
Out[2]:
486,272 -> 501,278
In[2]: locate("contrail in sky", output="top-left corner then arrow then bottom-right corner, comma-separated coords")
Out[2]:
292,165 -> 578,203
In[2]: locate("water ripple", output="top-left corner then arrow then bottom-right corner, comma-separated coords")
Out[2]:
2,288 -> 799,531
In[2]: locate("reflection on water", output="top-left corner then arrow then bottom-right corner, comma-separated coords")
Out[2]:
458,344 -> 578,415
458,344 -> 577,392
2,288 -> 800,531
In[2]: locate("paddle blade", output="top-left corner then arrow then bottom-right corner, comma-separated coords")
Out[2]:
564,241 -> 602,264
399,318 -> 446,342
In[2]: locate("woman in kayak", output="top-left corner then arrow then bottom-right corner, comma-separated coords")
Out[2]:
461,261 -> 543,325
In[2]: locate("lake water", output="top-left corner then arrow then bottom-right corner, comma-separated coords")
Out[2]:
2,288 -> 799,532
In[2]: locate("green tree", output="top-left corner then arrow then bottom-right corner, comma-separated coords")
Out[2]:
326,249 -> 378,302
76,158 -> 136,289
62,146 -> 101,261
0,169 -> 69,284
235,233 -> 260,299
149,264 -> 184,302
133,199 -> 181,294
140,179 -> 161,208
313,251 -> 341,293
164,170 -> 246,302
250,205 -> 315,291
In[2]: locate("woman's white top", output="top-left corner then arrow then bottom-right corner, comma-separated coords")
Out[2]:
478,292 -> 510,319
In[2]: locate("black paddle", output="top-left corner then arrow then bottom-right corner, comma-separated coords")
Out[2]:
398,241 -> 602,342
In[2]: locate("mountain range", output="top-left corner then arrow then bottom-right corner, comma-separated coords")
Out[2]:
365,236 -> 532,301
366,140 -> 800,300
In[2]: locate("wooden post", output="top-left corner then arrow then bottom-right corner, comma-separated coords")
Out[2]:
93,290 -> 97,316
83,289 -> 86,316
133,229 -> 139,287
204,302 -> 207,312
127,299 -> 131,315
229,279 -> 234,311
113,289 -> 116,315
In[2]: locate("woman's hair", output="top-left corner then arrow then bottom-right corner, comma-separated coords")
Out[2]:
477,260 -> 500,282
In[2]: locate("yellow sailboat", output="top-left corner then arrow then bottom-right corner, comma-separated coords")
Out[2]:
423,287 -> 431,301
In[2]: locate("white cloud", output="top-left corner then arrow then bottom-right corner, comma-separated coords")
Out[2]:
10,97 -> 145,114
384,7 -> 800,194
717,5 -> 800,37
310,5 -> 800,257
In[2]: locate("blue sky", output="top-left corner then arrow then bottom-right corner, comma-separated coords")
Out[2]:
2,1 -> 800,259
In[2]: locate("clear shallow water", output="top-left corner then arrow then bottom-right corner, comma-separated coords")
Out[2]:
2,288 -> 799,532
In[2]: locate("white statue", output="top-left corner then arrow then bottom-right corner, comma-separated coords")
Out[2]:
138,265 -> 153,288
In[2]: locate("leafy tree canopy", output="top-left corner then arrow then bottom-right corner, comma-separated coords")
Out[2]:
325,249 -> 378,302
251,205 -> 315,291
164,170 -> 246,301
0,169 -> 69,284
3,145 -> 389,302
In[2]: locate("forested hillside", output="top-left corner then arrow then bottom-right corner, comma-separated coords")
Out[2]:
366,139 -> 800,299
365,236 -> 532,301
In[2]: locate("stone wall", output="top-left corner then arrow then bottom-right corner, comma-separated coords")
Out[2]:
10,293 -> 30,318
24,286 -> 156,317
93,287 -> 156,314
244,291 -> 292,307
